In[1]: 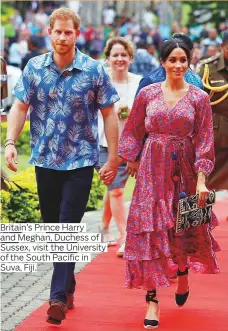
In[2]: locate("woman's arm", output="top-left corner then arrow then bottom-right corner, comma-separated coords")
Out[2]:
194,92 -> 215,207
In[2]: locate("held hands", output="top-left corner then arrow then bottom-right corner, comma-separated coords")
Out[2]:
127,160 -> 140,178
99,158 -> 119,186
4,145 -> 18,172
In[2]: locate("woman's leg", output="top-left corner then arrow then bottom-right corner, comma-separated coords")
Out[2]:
101,189 -> 112,229
144,289 -> 160,328
109,187 -> 127,241
100,190 -> 117,245
176,260 -> 189,295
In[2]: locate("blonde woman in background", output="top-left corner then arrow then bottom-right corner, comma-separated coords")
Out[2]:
98,37 -> 141,257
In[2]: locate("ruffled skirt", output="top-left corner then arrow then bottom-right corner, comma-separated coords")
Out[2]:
125,135 -> 220,289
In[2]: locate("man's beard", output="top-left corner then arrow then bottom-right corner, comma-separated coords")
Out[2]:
52,42 -> 75,55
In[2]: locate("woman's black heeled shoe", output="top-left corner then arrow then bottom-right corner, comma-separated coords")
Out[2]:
144,290 -> 160,329
175,268 -> 189,306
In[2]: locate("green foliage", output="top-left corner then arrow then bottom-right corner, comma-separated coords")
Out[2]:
1,167 -> 105,223
0,190 -> 11,223
1,167 -> 40,223
184,1 -> 228,29
1,121 -> 30,155
1,3 -> 15,24
87,170 -> 105,211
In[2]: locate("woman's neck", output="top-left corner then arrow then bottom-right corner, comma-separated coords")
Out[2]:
111,70 -> 129,84
163,77 -> 187,91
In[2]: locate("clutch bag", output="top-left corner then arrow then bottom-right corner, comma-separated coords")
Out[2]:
176,190 -> 216,233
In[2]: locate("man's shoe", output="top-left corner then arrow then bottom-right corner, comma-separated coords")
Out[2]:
46,300 -> 67,325
66,294 -> 74,309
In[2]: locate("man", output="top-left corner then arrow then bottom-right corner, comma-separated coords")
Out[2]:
129,40 -> 159,78
136,33 -> 204,95
198,29 -> 228,190
5,8 -> 119,325
21,36 -> 42,70
201,27 -> 222,56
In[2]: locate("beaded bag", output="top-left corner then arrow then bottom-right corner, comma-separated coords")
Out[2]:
176,190 -> 216,233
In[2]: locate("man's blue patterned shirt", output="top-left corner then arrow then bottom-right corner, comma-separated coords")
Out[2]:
13,49 -> 119,170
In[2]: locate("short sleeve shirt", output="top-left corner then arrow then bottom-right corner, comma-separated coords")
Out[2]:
13,49 -> 120,170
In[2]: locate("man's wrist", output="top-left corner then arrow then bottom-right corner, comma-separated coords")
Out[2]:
5,138 -> 15,144
5,143 -> 15,148
107,156 -> 118,167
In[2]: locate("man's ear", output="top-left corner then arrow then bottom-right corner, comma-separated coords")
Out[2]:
47,27 -> 52,36
76,29 -> 81,38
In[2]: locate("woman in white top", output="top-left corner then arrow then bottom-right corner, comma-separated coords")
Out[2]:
98,37 -> 141,256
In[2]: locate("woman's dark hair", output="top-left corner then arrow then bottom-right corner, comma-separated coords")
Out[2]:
160,38 -> 191,64
172,33 -> 194,51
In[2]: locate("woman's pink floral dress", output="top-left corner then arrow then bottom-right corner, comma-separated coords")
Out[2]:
118,83 -> 220,290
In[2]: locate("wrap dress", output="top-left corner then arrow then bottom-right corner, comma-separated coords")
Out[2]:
118,83 -> 220,289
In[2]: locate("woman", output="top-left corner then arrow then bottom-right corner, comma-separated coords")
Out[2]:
98,37 -> 142,256
117,39 -> 220,328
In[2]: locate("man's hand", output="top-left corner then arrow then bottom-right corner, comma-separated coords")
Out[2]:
127,160 -> 140,178
5,145 -> 18,172
99,159 -> 118,186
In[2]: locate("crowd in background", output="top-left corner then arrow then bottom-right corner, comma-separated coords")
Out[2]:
1,2 -> 228,110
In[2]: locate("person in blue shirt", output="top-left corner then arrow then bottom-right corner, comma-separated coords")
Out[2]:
136,33 -> 204,96
4,7 -> 119,326
129,40 -> 160,77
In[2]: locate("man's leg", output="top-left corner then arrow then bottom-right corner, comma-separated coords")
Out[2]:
35,167 -> 62,223
35,167 -> 68,324
50,167 -> 94,304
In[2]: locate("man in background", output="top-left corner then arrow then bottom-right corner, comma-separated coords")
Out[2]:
21,36 -> 42,70
130,40 -> 159,77
198,30 -> 228,190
